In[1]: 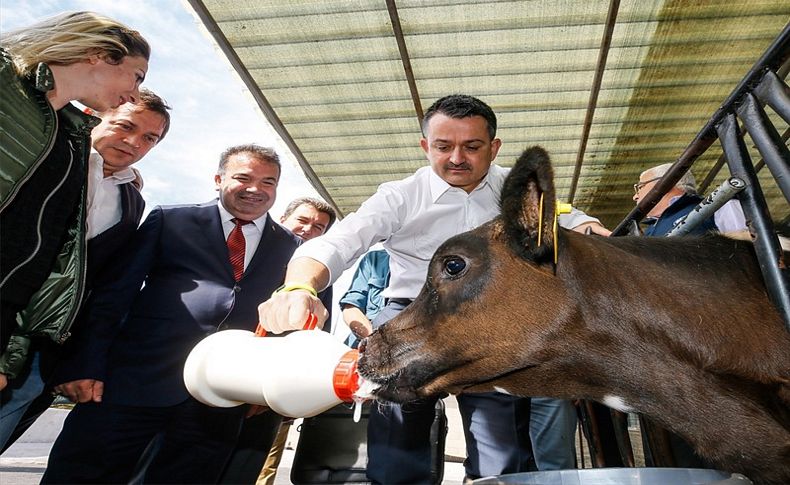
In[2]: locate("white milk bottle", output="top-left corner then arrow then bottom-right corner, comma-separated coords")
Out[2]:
183,329 -> 363,417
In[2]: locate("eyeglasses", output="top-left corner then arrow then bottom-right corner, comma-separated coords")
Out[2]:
633,176 -> 662,194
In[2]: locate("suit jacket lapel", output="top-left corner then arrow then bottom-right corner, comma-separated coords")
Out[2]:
244,214 -> 274,276
194,200 -> 235,280
119,183 -> 145,227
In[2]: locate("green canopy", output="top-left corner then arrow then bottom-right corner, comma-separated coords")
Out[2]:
188,0 -> 789,227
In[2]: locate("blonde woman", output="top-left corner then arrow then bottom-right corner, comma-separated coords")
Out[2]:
0,11 -> 149,405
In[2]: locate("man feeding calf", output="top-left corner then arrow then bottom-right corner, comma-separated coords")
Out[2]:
357,146 -> 790,484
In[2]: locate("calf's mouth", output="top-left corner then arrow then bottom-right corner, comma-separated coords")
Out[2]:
356,327 -> 451,402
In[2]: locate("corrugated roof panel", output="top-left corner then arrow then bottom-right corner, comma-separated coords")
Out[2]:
193,0 -> 789,224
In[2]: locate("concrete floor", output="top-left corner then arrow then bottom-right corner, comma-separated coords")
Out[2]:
0,399 -> 468,485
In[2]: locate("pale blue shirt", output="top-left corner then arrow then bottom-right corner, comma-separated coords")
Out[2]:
294,164 -> 599,299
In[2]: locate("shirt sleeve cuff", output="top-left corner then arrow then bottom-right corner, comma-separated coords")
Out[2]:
292,239 -> 347,291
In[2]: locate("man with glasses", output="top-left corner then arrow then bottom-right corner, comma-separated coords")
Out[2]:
632,163 -> 746,237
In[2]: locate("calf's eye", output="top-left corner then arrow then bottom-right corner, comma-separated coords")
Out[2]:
443,257 -> 466,276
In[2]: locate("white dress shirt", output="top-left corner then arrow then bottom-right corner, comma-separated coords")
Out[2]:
713,200 -> 748,233
294,164 -> 598,299
85,151 -> 137,240
217,201 -> 267,270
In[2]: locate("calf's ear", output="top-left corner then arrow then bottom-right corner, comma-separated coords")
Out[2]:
499,146 -> 555,262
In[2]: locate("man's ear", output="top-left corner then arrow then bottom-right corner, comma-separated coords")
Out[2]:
420,137 -> 429,154
490,137 -> 502,160
214,173 -> 222,190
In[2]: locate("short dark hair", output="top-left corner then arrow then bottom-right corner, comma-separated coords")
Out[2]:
131,88 -> 171,141
218,144 -> 280,176
282,196 -> 337,230
421,94 -> 497,140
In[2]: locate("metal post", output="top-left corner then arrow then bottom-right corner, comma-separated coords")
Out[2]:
698,152 -> 728,194
716,113 -> 790,330
667,177 -> 746,237
754,70 -> 790,126
736,93 -> 790,205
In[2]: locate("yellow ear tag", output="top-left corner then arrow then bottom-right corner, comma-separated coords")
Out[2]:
554,202 -> 572,264
537,193 -> 544,247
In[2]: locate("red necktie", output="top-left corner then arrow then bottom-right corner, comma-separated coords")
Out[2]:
227,218 -> 251,281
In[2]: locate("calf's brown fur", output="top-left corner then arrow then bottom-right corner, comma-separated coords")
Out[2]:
358,146 -> 790,483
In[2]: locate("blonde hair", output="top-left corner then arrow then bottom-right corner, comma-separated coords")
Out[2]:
0,11 -> 150,76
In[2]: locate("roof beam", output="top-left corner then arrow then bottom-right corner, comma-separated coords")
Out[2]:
568,0 -> 621,204
386,0 -> 424,127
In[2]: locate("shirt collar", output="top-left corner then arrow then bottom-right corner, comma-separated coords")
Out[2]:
107,167 -> 137,185
34,62 -> 55,92
33,62 -> 100,131
90,150 -> 137,185
643,195 -> 685,225
216,199 -> 267,231
428,167 -> 493,203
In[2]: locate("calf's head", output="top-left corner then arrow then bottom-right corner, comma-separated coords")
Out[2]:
358,146 -> 573,402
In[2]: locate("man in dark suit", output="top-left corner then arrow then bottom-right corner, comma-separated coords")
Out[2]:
82,88 -> 172,288
41,144 -> 302,484
0,89 -> 171,450
220,196 -> 338,485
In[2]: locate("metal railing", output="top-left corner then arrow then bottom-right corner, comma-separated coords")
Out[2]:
611,22 -> 790,331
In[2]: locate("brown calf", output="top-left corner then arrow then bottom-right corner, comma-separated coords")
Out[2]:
358,146 -> 790,483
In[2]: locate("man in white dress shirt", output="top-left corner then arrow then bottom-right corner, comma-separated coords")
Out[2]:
0,89 -> 170,451
257,95 -> 609,482
83,88 -> 171,284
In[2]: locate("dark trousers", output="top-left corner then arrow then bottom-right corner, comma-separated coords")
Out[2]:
0,339 -> 61,451
368,393 -> 535,484
1,391 -> 55,453
42,398 -> 246,484
368,398 -> 438,484
457,393 -> 535,477
366,301 -> 534,484
217,409 -> 283,484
